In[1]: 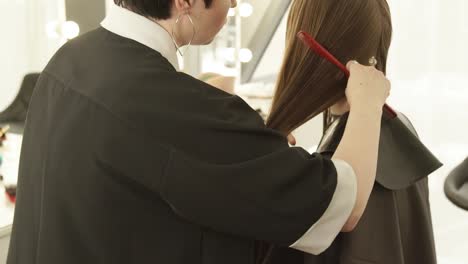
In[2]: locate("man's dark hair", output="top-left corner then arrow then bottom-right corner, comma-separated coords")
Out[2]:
114,0 -> 213,20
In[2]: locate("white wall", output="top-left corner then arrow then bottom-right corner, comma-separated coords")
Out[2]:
387,0 -> 468,80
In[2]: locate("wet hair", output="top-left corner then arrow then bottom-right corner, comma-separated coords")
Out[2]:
114,0 -> 213,20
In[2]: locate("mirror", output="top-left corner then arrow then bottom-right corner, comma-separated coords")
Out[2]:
240,0 -> 291,84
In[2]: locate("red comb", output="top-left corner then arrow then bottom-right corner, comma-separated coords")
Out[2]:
297,31 -> 397,119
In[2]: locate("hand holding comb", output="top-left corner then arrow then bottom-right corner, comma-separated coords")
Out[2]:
307,30 -> 444,190
297,31 -> 397,119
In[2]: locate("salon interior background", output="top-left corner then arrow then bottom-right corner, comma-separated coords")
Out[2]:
1,0 -> 467,104
0,0 -> 467,263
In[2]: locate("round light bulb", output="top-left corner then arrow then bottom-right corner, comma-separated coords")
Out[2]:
239,3 -> 253,17
239,48 -> 253,63
61,21 -> 80,39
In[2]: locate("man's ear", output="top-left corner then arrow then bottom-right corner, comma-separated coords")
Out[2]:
174,0 -> 194,11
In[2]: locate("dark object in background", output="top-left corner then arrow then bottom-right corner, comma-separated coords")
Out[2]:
0,74 -> 38,202
0,125 -> 9,146
5,185 -> 16,203
445,157 -> 468,210
0,73 -> 39,122
318,111 -> 443,189
0,172 -> 16,203
0,73 -> 40,134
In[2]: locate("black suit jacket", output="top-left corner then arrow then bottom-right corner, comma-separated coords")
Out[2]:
7,28 -> 339,264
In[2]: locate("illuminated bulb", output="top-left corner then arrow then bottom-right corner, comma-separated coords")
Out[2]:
239,48 -> 253,63
61,21 -> 80,39
228,8 -> 236,17
239,3 -> 253,17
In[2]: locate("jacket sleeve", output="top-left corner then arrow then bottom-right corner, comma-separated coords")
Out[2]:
95,110 -> 357,255
95,73 -> 357,254
162,145 -> 357,254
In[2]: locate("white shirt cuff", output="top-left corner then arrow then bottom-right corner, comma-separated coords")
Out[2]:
289,159 -> 357,255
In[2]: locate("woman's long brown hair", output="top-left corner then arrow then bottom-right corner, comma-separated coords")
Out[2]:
266,0 -> 393,134
259,0 -> 392,263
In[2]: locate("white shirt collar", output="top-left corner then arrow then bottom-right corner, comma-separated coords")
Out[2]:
101,4 -> 180,70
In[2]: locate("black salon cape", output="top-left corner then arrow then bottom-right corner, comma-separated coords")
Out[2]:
7,28 -> 341,264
